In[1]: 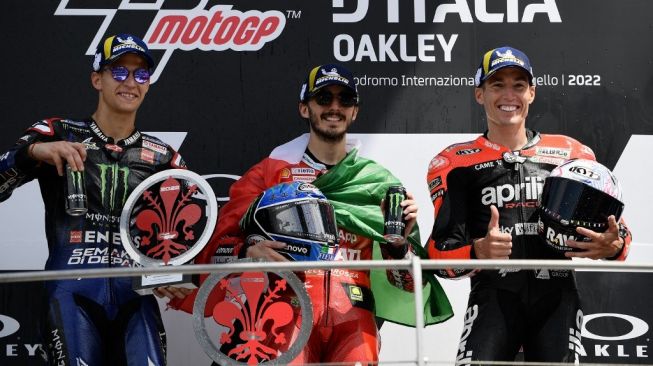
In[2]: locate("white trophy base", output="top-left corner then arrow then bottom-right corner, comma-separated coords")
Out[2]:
133,273 -> 197,296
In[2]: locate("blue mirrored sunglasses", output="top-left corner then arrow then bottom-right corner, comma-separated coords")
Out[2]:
105,66 -> 150,84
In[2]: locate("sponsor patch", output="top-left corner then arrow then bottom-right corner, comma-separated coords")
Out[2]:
280,168 -> 291,179
70,231 -> 82,243
428,176 -> 442,190
455,148 -> 481,155
484,140 -> 501,150
141,149 -> 155,164
349,285 -> 364,302
528,155 -> 565,165
292,176 -> 316,183
82,137 -> 100,150
535,147 -> 571,158
474,161 -> 496,170
105,144 -> 123,153
143,140 -> 168,154
428,156 -> 449,171
297,183 -> 318,192
431,188 -> 445,201
291,167 -> 316,175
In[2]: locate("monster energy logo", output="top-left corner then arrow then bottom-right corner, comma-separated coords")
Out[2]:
97,163 -> 130,210
388,192 -> 404,218
68,170 -> 84,198
240,195 -> 262,230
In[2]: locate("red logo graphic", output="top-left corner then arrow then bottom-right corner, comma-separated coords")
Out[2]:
213,272 -> 294,364
429,155 -> 449,170
135,177 -> 201,264
70,231 -> 82,243
105,144 -> 123,153
141,149 -> 155,164
55,1 -> 287,83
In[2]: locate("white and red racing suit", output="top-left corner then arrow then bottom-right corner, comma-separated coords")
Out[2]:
426,129 -> 631,364
171,134 -> 417,364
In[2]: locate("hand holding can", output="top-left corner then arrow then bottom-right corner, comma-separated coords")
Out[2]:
383,185 -> 407,243
65,164 -> 88,216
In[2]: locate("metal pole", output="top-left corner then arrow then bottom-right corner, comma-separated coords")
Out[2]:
412,256 -> 425,366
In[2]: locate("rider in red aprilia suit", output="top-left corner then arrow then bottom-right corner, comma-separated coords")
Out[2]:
426,46 -> 632,364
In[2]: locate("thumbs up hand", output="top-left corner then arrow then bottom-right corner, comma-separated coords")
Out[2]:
473,205 -> 513,259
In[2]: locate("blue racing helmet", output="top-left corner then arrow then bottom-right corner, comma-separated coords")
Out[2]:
240,182 -> 339,261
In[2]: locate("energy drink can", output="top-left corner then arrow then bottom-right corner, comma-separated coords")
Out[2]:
383,185 -> 406,243
65,164 -> 88,216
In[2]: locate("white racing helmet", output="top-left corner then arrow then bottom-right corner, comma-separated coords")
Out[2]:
537,159 -> 624,252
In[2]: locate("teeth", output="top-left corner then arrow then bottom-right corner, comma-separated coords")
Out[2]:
500,105 -> 517,112
119,93 -> 137,99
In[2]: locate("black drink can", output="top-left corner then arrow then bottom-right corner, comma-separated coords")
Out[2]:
65,164 -> 88,216
383,185 -> 407,243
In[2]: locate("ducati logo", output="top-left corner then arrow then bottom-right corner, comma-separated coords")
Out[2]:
54,0 -> 287,83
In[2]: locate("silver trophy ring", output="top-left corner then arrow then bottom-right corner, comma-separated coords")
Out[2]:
119,169 -> 218,266
193,267 -> 313,365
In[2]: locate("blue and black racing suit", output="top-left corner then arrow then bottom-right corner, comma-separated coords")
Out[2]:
0,117 -> 185,366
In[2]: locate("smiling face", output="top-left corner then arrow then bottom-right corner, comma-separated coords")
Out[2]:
299,85 -> 359,143
475,67 -> 535,130
91,53 -> 150,115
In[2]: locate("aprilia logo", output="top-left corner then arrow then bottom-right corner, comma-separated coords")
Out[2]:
55,0 -> 286,83
481,176 -> 543,208
456,304 -> 478,365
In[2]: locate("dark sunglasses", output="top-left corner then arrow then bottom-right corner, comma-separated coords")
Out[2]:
105,66 -> 150,84
312,90 -> 358,107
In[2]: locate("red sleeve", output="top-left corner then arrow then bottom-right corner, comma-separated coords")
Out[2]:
168,158 -> 280,313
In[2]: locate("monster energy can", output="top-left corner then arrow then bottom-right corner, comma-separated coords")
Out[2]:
383,185 -> 406,243
65,164 -> 88,216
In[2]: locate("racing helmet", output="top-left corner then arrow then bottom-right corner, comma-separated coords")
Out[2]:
240,182 -> 339,261
537,159 -> 624,252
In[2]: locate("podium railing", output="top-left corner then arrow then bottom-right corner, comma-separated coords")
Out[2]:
1,258 -> 652,366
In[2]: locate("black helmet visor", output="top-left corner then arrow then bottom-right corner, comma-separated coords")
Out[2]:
256,200 -> 338,244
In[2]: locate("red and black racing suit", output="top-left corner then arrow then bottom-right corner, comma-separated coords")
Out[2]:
426,130 -> 631,364
0,118 -> 185,366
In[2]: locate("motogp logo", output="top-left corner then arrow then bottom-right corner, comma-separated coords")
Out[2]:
55,0 -> 287,83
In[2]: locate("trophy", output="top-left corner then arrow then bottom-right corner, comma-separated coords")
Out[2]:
120,169 -> 218,295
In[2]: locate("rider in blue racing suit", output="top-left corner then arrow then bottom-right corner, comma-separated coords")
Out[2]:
0,34 -> 184,365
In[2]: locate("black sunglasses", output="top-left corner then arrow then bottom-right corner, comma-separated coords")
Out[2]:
105,66 -> 150,84
312,90 -> 358,107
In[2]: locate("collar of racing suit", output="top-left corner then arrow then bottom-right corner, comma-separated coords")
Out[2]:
482,128 -> 541,151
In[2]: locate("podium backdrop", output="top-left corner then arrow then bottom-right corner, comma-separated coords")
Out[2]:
1,1 -> 653,364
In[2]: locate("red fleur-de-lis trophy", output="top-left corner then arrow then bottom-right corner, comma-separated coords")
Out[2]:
193,268 -> 313,365
120,169 -> 218,295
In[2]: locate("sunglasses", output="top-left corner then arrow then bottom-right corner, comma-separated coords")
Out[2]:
105,66 -> 151,84
312,90 -> 358,107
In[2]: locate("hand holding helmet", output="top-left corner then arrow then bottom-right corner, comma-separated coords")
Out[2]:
537,159 -> 626,258
240,182 -> 340,261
